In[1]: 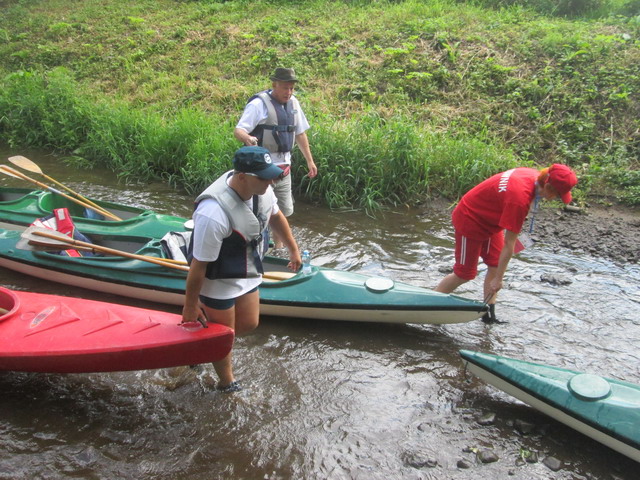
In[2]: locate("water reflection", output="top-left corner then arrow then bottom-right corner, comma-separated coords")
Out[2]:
0,146 -> 638,479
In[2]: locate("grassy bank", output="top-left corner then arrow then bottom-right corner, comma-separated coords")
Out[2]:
0,0 -> 639,208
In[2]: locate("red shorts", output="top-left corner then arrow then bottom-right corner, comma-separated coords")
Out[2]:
452,231 -> 503,280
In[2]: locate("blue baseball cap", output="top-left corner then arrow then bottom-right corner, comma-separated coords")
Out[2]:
232,146 -> 283,180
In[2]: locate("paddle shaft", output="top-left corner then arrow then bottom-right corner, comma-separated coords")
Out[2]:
29,240 -> 188,265
27,229 -> 290,280
30,229 -> 189,271
0,165 -> 122,221
40,171 -> 120,220
22,227 -> 286,280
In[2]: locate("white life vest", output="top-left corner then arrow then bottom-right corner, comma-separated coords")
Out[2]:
192,171 -> 273,279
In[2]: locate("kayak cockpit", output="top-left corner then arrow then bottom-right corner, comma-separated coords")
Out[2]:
0,287 -> 20,321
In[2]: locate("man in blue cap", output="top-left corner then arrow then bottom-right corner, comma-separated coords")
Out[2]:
182,146 -> 302,392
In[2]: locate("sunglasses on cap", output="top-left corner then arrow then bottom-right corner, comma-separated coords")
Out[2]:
242,172 -> 289,181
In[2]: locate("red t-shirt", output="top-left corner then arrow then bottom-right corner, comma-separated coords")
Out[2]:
453,168 -> 538,239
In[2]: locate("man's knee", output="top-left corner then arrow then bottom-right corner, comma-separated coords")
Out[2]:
236,317 -> 259,335
453,265 -> 478,281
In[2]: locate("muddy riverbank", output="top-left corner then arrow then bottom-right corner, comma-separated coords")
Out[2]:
533,203 -> 640,265
422,199 -> 640,265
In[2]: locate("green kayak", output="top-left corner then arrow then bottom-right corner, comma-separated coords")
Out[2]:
460,350 -> 640,463
0,187 -> 187,237
0,224 -> 487,324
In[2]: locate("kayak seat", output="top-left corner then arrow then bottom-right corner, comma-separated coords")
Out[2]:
262,271 -> 296,282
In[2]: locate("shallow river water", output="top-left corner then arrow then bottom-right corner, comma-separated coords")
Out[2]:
0,148 -> 638,479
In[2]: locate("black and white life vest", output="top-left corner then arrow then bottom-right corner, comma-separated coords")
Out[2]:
249,90 -> 300,154
191,171 -> 272,280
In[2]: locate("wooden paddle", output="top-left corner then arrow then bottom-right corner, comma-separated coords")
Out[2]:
8,156 -> 120,220
0,164 -> 122,222
20,226 -> 296,280
16,233 -> 188,265
22,226 -> 190,271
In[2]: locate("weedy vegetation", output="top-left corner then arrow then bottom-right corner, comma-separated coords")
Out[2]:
0,0 -> 638,210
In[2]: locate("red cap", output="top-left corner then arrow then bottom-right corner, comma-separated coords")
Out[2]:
548,164 -> 578,204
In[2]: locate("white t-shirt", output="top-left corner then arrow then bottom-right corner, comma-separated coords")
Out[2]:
235,93 -> 310,165
192,184 -> 279,299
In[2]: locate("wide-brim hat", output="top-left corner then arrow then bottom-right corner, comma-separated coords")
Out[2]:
270,67 -> 298,82
233,146 -> 283,180
548,164 -> 578,204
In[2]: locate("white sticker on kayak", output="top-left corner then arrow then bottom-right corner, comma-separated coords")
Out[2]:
30,306 -> 57,328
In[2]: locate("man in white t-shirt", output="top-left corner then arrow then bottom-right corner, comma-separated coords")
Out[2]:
182,146 -> 302,393
234,67 -> 317,246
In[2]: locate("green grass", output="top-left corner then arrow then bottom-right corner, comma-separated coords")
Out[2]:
0,0 -> 638,207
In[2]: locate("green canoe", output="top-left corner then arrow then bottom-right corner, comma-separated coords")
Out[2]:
0,187 -> 187,237
0,223 -> 487,324
460,350 -> 640,463
0,187 -> 487,323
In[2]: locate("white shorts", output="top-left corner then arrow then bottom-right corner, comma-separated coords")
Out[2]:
272,173 -> 294,217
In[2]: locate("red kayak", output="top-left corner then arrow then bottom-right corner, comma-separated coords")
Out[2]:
0,287 -> 234,373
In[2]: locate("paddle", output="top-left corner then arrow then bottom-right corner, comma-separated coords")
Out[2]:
0,164 -> 122,222
21,226 -> 190,271
16,233 -> 188,265
8,155 -> 120,221
19,227 -> 291,280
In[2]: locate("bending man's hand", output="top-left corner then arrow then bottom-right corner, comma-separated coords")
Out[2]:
487,278 -> 503,298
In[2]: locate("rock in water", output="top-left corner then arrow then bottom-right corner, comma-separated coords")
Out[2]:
540,273 -> 573,286
543,456 -> 563,471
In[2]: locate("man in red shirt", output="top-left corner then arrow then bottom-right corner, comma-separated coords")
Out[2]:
435,164 -> 578,323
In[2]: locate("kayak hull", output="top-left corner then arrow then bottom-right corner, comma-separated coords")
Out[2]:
0,287 -> 234,373
0,228 -> 486,324
460,350 -> 640,463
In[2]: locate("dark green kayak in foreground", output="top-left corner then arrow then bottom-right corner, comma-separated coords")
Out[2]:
460,350 -> 640,463
0,187 -> 487,324
0,224 -> 487,324
0,187 -> 187,237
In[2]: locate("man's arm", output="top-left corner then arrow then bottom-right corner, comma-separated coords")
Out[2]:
181,258 -> 209,326
487,229 -> 519,296
295,131 -> 317,178
235,100 -> 264,146
268,211 -> 302,271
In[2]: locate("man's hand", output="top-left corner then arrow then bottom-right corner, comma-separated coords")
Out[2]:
181,304 -> 208,328
307,160 -> 318,178
287,252 -> 302,273
487,278 -> 503,297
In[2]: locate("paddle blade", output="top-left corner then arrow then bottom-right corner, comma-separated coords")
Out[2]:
21,226 -> 76,249
0,164 -> 22,179
15,236 -> 68,252
8,155 -> 42,174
